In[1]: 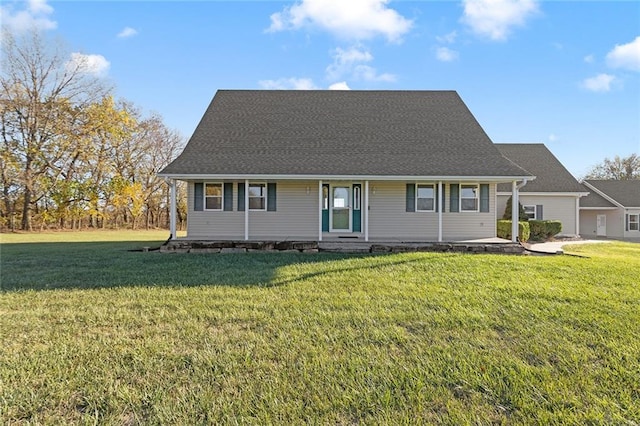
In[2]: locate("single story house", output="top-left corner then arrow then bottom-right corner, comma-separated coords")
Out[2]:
159,90 -> 535,242
580,180 -> 640,239
495,143 -> 588,237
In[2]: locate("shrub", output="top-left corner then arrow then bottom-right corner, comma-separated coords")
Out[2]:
529,220 -> 563,241
497,220 -> 530,242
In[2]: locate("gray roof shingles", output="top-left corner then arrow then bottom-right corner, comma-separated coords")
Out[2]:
160,90 -> 531,178
583,180 -> 640,208
495,143 -> 585,193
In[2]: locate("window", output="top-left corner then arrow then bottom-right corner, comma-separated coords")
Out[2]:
628,214 -> 639,231
416,184 -> 435,211
204,183 -> 222,210
249,183 -> 266,210
460,184 -> 479,212
523,205 -> 536,220
353,186 -> 361,210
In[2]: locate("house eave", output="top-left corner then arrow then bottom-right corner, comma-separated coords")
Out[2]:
158,173 -> 535,183
579,206 -> 619,210
497,191 -> 589,197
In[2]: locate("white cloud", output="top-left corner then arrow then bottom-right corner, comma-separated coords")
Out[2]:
326,46 -> 395,82
584,54 -> 594,64
66,53 -> 110,76
436,47 -> 459,62
329,81 -> 351,90
259,78 -> 318,90
436,31 -> 457,44
606,36 -> 640,72
117,27 -> 138,39
267,0 -> 413,42
0,0 -> 57,33
461,0 -> 539,41
548,134 -> 558,142
582,73 -> 615,93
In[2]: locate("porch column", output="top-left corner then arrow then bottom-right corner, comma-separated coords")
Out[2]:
511,180 -> 518,242
169,179 -> 177,240
244,179 -> 249,240
318,180 -> 323,242
364,180 -> 369,242
575,197 -> 580,236
438,181 -> 443,242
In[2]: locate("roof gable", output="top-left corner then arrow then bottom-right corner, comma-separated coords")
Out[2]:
495,143 -> 585,193
161,90 -> 531,178
583,180 -> 640,208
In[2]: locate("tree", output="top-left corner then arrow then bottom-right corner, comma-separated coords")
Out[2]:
502,196 -> 528,221
1,28 -> 108,229
584,153 -> 640,180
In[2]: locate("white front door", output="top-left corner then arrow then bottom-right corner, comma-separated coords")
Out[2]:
596,214 -> 607,236
330,186 -> 351,232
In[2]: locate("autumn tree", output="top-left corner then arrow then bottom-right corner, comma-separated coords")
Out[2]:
0,28 -> 108,230
584,153 -> 640,180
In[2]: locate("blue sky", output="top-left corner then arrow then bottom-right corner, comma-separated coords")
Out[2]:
2,0 -> 639,178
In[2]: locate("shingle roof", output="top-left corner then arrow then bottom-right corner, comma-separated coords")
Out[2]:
579,184 -> 616,208
160,90 -> 531,178
495,143 -> 585,193
583,180 -> 640,208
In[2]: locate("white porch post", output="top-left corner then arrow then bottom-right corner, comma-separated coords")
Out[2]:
244,179 -> 249,241
575,197 -> 580,236
438,181 -> 443,242
169,179 -> 177,239
318,180 -> 323,241
364,180 -> 369,242
511,180 -> 518,242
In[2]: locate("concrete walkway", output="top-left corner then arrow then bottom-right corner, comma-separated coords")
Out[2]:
525,239 -> 611,254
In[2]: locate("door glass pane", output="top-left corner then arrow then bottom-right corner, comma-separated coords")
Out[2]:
333,187 -> 349,208
332,209 -> 349,229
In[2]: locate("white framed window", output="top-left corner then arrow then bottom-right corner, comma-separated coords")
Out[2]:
354,186 -> 361,210
628,214 -> 639,231
523,205 -> 536,220
460,184 -> 479,212
416,184 -> 435,212
249,183 -> 266,210
204,183 -> 223,210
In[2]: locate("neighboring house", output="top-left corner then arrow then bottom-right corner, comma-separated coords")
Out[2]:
495,144 -> 588,237
580,180 -> 640,239
159,90 -> 534,242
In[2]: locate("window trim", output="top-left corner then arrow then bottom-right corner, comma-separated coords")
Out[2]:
248,182 -> 267,211
523,204 -> 537,220
628,213 -> 639,232
203,182 -> 223,211
415,184 -> 436,212
460,184 -> 479,212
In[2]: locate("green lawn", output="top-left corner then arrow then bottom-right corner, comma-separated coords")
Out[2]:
1,231 -> 639,424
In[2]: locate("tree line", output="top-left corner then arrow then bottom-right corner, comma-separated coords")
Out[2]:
1,29 -> 186,231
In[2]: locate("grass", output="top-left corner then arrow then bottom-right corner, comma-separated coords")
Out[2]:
1,231 -> 639,424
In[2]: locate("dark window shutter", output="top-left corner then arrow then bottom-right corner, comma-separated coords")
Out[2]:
223,183 -> 233,211
450,184 -> 459,213
267,183 -> 277,211
536,205 -> 543,220
194,182 -> 203,211
480,184 -> 490,212
434,185 -> 439,212
237,182 -> 245,211
626,215 -> 629,232
406,184 -> 415,212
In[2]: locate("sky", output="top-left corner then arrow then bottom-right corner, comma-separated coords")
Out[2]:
2,0 -> 639,179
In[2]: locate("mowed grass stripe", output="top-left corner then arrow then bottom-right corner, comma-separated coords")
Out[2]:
1,232 -> 638,423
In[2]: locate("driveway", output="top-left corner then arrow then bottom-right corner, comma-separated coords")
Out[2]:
525,239 -> 611,254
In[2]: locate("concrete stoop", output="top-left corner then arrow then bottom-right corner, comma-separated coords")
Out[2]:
161,240 -> 525,254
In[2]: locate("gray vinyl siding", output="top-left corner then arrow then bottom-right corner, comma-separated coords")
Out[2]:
579,209 -> 625,238
497,194 -> 581,236
187,181 -> 318,239
625,209 -> 640,239
187,182 -> 244,239
249,181 -> 318,239
369,182 -> 496,240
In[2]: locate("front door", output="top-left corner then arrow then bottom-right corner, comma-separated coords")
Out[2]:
331,186 -> 351,232
596,214 -> 607,236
